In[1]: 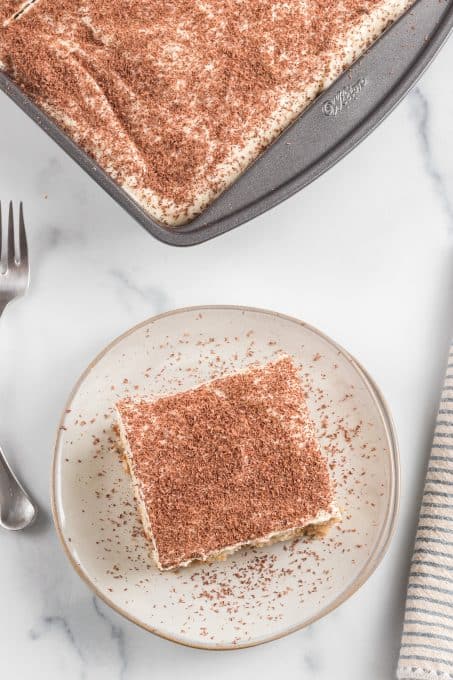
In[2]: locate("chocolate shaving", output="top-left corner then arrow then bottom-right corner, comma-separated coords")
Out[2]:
0,0 -> 412,224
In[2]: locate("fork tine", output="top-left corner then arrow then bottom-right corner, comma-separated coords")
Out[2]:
18,202 -> 27,268
7,201 -> 15,269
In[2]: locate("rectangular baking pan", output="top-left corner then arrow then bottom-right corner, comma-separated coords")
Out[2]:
1,0 -> 452,246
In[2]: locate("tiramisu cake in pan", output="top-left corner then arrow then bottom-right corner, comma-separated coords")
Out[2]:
0,0 -> 414,226
116,357 -> 340,571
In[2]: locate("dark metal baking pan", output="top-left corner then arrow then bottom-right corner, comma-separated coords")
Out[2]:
1,0 -> 452,246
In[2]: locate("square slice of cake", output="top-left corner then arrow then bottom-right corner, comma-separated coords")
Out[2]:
116,357 -> 339,570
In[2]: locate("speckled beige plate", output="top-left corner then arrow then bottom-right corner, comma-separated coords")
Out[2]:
52,306 -> 399,649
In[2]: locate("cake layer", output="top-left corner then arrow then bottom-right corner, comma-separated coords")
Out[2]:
116,358 -> 339,570
0,0 -> 414,225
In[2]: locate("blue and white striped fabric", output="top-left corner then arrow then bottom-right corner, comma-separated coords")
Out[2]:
398,343 -> 453,680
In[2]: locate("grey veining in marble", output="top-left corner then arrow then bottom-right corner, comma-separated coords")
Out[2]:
30,616 -> 86,673
0,32 -> 452,680
409,86 -> 453,232
92,598 -> 128,680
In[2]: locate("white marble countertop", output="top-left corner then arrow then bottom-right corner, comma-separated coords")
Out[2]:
0,34 -> 452,680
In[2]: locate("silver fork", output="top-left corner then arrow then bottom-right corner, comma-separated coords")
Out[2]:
0,202 -> 36,529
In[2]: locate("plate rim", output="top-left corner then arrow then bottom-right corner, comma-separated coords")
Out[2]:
51,304 -> 400,650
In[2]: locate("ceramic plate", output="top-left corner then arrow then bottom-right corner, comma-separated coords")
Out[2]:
52,306 -> 399,649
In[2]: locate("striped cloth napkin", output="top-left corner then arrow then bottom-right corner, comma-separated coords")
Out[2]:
398,341 -> 453,679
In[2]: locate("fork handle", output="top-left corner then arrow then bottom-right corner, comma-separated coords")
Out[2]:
0,299 -> 37,529
0,445 -> 37,530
